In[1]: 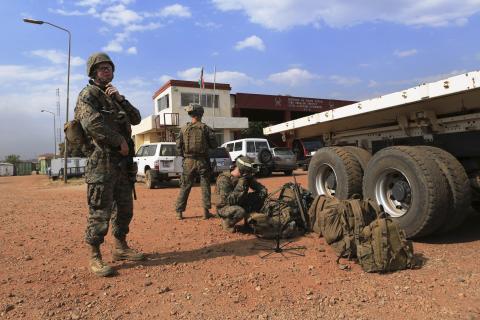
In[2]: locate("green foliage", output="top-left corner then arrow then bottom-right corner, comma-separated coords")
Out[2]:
239,121 -> 271,139
4,154 -> 21,164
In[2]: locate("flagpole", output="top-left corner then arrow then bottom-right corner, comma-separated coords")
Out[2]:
212,65 -> 216,129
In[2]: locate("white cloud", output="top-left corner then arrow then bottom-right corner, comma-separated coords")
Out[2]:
157,75 -> 173,84
176,67 -> 258,88
195,21 -> 222,29
212,0 -> 480,30
329,75 -> 361,86
124,22 -> 162,32
126,46 -> 137,55
102,39 -> 123,52
394,49 -> 418,58
368,80 -> 379,88
268,68 -> 319,87
100,4 -> 142,26
234,35 -> 265,51
49,8 -> 88,16
30,50 -> 85,67
160,4 -> 191,18
75,0 -> 102,7
214,71 -> 258,88
0,65 -> 64,84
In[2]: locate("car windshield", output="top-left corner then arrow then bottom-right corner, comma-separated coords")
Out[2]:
303,140 -> 322,151
209,148 -> 230,158
160,144 -> 176,156
145,145 -> 157,156
274,148 -> 294,155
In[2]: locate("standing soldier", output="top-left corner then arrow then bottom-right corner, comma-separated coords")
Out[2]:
213,156 -> 268,232
175,103 -> 218,220
74,52 -> 144,277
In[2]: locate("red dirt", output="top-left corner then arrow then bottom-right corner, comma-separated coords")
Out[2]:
1,172 -> 479,320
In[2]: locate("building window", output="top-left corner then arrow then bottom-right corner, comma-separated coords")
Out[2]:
157,94 -> 169,113
181,93 -> 219,108
214,130 -> 224,145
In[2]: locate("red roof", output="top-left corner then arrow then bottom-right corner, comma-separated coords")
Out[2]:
152,80 -> 231,100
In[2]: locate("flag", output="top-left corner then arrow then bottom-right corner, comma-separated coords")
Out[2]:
198,67 -> 205,89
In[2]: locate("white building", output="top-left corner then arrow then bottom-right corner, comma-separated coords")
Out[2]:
132,80 -> 249,149
0,163 -> 14,176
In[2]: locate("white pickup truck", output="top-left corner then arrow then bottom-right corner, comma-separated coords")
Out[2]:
264,70 -> 480,239
133,142 -> 182,189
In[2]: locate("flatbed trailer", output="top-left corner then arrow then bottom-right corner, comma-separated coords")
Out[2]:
264,71 -> 480,238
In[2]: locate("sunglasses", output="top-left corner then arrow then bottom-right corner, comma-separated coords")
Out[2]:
97,65 -> 112,72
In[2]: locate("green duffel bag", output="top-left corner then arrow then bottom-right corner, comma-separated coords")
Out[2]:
356,217 -> 415,273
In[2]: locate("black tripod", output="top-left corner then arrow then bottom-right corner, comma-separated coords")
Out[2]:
252,184 -> 306,259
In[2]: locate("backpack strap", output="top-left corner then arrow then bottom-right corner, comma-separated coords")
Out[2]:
379,218 -> 390,271
350,200 -> 365,240
392,221 -> 415,268
365,199 -> 383,218
338,201 -> 354,259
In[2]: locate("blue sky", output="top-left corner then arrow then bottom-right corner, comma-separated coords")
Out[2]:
1,0 -> 480,160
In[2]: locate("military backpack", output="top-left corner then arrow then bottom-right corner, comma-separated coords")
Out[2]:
311,195 -> 415,272
314,196 -> 379,258
182,123 -> 208,157
248,182 -> 313,239
356,217 -> 415,273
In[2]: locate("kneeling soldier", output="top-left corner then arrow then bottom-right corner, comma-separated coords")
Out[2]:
213,156 -> 268,232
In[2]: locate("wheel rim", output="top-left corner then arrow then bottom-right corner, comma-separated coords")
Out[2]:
314,163 -> 337,196
374,168 -> 412,218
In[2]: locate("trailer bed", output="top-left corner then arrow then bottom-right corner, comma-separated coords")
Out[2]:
264,71 -> 480,139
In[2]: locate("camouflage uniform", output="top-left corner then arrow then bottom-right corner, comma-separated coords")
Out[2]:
175,118 -> 218,217
213,171 -> 267,230
75,80 -> 141,246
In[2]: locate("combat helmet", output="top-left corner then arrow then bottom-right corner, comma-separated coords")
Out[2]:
236,156 -> 260,176
185,103 -> 204,117
86,52 -> 115,77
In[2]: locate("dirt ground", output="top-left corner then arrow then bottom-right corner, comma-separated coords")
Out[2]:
1,172 -> 479,320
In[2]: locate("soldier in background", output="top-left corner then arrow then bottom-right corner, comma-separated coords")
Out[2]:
74,52 -> 144,277
213,156 -> 268,232
175,103 -> 218,220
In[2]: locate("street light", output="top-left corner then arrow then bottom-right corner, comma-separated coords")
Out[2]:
24,18 -> 71,183
41,109 -> 57,159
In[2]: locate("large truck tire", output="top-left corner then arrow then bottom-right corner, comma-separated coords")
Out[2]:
419,146 -> 471,232
342,146 -> 371,173
308,147 -> 363,199
362,146 -> 449,238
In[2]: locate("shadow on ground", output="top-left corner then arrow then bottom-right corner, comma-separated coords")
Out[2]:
419,213 -> 480,244
116,238 -> 263,271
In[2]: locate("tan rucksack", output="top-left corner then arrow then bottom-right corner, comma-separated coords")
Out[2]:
356,217 -> 415,273
313,195 -> 379,258
182,123 -> 208,157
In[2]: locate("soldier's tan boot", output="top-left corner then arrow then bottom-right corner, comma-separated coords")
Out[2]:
176,211 -> 184,220
89,245 -> 114,277
113,237 -> 145,261
203,208 -> 214,220
221,219 -> 235,233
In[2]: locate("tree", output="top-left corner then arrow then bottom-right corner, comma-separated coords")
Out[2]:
239,121 -> 271,139
4,154 -> 21,164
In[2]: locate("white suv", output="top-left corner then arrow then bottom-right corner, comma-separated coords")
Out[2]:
221,138 -> 273,176
134,142 -> 183,188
